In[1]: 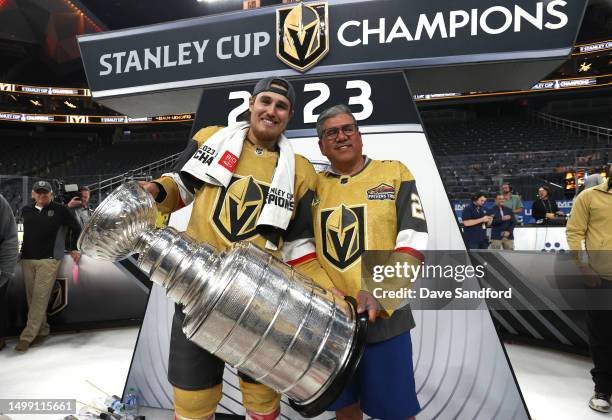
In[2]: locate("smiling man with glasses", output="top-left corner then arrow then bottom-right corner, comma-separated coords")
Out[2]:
313,104 -> 427,420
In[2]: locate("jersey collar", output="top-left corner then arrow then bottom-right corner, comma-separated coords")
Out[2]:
325,156 -> 371,178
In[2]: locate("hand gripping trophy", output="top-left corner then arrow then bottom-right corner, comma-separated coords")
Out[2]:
78,181 -> 367,417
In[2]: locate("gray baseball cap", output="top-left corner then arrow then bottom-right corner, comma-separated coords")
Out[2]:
32,180 -> 53,192
252,77 -> 296,109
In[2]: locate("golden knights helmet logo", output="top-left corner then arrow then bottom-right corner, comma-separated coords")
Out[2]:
47,278 -> 68,316
276,1 -> 329,72
320,204 -> 365,270
213,176 -> 268,242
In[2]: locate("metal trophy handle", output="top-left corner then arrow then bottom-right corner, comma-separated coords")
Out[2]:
78,181 -> 367,417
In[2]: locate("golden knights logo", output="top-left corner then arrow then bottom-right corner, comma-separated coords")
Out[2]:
213,176 -> 269,242
47,278 -> 68,316
276,1 -> 329,72
320,204 -> 365,270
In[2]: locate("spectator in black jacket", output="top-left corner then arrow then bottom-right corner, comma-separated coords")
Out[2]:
532,185 -> 564,224
15,181 -> 81,353
0,193 -> 18,351
489,194 -> 516,250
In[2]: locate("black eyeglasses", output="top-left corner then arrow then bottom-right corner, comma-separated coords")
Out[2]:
322,124 -> 358,141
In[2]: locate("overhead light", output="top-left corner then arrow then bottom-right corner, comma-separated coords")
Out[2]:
64,100 -> 77,109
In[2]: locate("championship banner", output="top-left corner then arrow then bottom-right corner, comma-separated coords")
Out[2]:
77,0 -> 587,116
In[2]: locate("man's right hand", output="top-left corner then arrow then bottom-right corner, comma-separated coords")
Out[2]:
357,290 -> 381,322
138,181 -> 160,199
483,215 -> 493,224
578,263 -> 602,288
502,214 -> 512,221
67,197 -> 82,208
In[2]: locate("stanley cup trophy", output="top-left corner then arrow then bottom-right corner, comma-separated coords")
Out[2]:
78,181 -> 368,417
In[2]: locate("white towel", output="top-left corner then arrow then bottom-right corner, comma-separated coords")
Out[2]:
181,122 -> 296,242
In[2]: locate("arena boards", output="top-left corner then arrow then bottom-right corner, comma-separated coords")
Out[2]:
76,1 -> 589,418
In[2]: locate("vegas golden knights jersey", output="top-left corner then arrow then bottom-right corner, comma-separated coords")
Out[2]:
154,126 -> 334,290
314,159 -> 428,312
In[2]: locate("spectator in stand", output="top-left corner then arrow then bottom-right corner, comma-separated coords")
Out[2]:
532,185 -> 564,224
501,183 -> 523,216
15,181 -> 81,353
0,193 -> 18,351
462,192 -> 492,249
489,194 -> 516,250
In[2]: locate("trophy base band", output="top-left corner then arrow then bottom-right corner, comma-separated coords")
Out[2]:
289,297 -> 369,418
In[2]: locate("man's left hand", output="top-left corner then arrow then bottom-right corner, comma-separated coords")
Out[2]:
70,251 -> 81,264
357,290 -> 381,322
502,231 -> 510,238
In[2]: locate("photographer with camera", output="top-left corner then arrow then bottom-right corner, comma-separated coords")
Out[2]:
66,186 -> 93,228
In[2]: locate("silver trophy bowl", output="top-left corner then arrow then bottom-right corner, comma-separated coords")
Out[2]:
78,181 -> 367,417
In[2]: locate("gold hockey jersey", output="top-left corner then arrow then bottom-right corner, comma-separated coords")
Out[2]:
313,159 -> 429,303
154,126 -> 334,290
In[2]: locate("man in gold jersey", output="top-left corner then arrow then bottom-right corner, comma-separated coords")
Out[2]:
313,104 -> 428,420
140,77 -> 334,420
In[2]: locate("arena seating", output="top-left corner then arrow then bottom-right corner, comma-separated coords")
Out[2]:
0,127 -> 188,215
543,97 -> 612,129
423,113 -> 607,200
1,109 -> 610,215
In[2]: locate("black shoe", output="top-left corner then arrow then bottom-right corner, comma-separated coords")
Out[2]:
589,392 -> 611,413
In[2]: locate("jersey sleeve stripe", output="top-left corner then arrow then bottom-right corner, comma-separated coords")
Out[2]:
395,247 -> 425,263
281,237 -> 316,263
287,252 -> 317,266
396,229 -> 428,254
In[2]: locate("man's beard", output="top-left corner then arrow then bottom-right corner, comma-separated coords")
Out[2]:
250,122 -> 282,145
